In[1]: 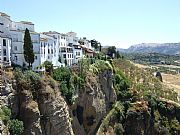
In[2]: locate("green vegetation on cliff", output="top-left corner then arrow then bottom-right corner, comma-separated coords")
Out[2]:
11,56 -> 180,135
98,58 -> 180,135
0,106 -> 24,135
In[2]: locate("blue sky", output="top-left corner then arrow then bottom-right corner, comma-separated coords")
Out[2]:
1,0 -> 180,48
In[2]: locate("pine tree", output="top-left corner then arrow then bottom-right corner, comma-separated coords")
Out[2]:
24,28 -> 34,69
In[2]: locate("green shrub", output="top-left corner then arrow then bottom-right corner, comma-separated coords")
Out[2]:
0,106 -> 11,122
114,123 -> 124,135
89,60 -> 112,74
158,101 -> 167,116
114,70 -> 131,101
24,70 -> 42,90
59,81 -> 75,105
53,67 -> 71,86
43,61 -> 53,74
9,119 -> 24,135
0,106 -> 24,135
14,68 -> 25,82
144,93 -> 157,113
60,81 -> 69,96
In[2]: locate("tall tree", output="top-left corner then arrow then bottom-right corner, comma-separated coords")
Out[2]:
99,42 -> 102,52
24,28 -> 34,69
91,39 -> 101,50
107,46 -> 116,58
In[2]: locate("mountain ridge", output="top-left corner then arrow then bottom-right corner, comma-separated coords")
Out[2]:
118,43 -> 180,55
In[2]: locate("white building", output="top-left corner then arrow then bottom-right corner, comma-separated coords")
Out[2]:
0,12 -> 12,67
0,12 -> 97,70
43,31 -> 74,67
79,37 -> 95,58
38,33 -> 63,71
66,32 -> 82,64
10,21 -> 41,70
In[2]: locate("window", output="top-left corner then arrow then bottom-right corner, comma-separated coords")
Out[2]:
14,46 -> 17,51
3,39 -> 6,46
3,49 -> 6,56
51,49 -> 53,54
76,52 -> 80,56
3,57 -> 6,61
63,54 -> 66,58
15,56 -> 17,61
35,56 -> 37,60
48,49 -> 50,54
0,23 -> 3,25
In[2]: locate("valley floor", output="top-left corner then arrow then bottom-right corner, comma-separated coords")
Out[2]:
162,73 -> 180,99
133,62 -> 180,101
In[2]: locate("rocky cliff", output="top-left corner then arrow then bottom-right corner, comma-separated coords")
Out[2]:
1,58 -> 180,135
71,68 -> 116,135
11,70 -> 74,135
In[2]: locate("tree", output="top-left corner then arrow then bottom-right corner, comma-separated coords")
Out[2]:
53,67 -> 71,86
91,39 -> 100,50
116,51 -> 121,59
107,46 -> 116,58
99,43 -> 102,52
43,61 -> 53,75
24,28 -> 34,69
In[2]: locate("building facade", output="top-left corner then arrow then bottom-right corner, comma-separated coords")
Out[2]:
0,12 -> 96,70
10,21 -> 41,70
0,12 -> 12,67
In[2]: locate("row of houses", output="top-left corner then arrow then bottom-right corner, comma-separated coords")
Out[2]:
0,12 -> 95,71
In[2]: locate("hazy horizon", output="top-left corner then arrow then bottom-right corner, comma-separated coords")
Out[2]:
1,0 -> 180,49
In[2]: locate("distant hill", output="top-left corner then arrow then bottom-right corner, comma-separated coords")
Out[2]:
118,43 -> 180,55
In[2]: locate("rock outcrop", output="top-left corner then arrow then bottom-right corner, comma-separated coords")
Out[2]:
0,119 -> 9,135
12,75 -> 74,135
71,70 -> 116,135
0,71 -> 13,135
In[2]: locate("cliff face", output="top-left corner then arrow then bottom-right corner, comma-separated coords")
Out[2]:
2,59 -> 179,135
12,73 -> 74,135
71,70 -> 117,135
97,99 -> 180,135
1,65 -> 116,135
0,72 -> 14,135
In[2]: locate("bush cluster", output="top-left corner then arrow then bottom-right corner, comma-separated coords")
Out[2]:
0,106 -> 24,135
